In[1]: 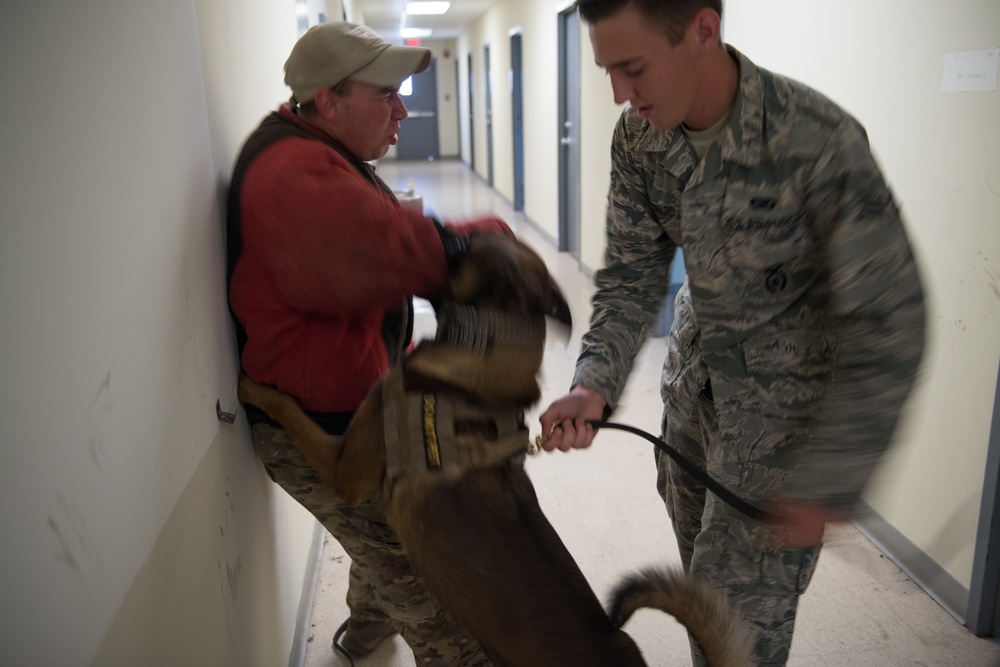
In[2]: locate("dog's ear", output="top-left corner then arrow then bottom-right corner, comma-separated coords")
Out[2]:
545,280 -> 572,329
507,239 -> 572,330
449,235 -> 571,326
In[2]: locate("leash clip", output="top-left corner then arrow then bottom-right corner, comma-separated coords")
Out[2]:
529,420 -> 562,456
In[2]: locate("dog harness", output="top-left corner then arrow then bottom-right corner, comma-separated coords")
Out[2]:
382,304 -> 546,480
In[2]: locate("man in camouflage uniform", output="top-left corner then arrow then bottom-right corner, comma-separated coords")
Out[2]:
540,1 -> 925,664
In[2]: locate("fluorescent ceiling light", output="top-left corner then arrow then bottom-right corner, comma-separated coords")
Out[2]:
400,27 -> 434,38
406,2 -> 450,15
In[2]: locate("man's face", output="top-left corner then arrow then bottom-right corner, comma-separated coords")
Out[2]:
589,5 -> 701,131
335,81 -> 409,161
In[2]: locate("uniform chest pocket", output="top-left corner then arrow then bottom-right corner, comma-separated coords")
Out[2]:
719,186 -> 818,307
660,285 -> 709,408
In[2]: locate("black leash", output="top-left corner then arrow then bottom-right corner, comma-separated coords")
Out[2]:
332,618 -> 356,666
586,420 -> 780,522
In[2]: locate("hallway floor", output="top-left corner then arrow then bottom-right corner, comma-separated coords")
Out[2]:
303,159 -> 1000,667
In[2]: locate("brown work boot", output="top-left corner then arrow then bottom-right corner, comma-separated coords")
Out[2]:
333,617 -> 397,658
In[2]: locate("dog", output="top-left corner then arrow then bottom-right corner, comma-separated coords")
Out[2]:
237,233 -> 751,666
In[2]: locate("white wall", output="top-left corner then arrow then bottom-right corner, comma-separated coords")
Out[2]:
0,0 -> 319,664
578,19 -> 626,272
427,39 -> 462,158
341,0 -> 365,24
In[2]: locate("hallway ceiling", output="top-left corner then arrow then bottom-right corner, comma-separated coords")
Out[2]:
354,0 -> 497,41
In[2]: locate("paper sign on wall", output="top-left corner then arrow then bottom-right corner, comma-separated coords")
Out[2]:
941,48 -> 999,92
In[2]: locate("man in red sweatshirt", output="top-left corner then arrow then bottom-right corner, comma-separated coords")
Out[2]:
227,22 -> 507,666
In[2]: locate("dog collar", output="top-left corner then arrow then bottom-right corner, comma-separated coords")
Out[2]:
434,303 -> 546,355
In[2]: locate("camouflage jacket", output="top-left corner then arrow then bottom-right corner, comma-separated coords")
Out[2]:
573,48 -> 925,510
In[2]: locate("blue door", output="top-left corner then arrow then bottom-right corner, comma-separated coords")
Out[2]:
511,32 -> 525,211
396,59 -> 439,161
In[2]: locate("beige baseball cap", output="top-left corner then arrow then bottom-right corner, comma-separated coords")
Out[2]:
284,22 -> 432,104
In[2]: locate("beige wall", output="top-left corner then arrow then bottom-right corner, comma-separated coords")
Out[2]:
458,0 -> 1000,609
460,1 -> 570,243
428,39 -> 462,158
0,0 -> 320,665
457,1 -> 623,268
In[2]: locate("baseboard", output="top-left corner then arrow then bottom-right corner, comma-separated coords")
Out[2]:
288,521 -> 326,667
517,214 -> 557,247
854,505 -> 969,626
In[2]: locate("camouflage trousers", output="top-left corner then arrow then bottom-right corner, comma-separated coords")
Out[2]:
655,393 -> 821,667
252,423 -> 490,666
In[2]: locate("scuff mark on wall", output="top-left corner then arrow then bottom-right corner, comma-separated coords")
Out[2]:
226,558 -> 242,604
88,370 -> 112,470
49,494 -> 105,589
979,145 -> 999,198
48,517 -> 83,582
986,265 -> 999,300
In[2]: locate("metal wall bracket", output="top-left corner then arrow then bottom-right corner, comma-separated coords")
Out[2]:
216,399 -> 237,424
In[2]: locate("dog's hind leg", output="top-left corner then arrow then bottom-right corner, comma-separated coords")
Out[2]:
389,466 -> 647,667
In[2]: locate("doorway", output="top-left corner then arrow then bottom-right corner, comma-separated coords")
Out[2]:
396,60 -> 439,161
557,7 -> 581,258
467,52 -> 475,169
968,360 -> 1000,637
484,43 -> 494,187
510,30 -> 525,211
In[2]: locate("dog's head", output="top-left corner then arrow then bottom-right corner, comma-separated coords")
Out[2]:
410,233 -> 569,406
445,233 -> 572,328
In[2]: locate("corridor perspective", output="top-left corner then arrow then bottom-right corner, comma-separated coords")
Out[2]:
301,159 -> 1000,667
4,2 -> 998,665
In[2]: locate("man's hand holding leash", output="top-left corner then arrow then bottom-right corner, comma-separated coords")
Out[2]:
538,385 -> 605,452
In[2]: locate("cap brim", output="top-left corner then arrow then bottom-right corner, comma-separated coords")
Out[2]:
350,45 -> 432,88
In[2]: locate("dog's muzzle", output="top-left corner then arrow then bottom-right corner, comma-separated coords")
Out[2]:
434,302 -> 547,355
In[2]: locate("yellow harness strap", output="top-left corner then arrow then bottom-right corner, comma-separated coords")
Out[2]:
382,366 -> 529,480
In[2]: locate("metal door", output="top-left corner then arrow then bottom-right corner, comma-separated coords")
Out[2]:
396,59 -> 439,161
968,360 -> 1000,637
511,31 -> 525,211
467,52 -> 475,169
558,8 -> 581,258
484,44 -> 494,187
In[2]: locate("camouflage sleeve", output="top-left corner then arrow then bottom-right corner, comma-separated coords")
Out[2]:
572,112 -> 677,409
792,119 -> 926,510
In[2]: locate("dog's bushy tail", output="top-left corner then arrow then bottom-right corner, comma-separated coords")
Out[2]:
609,567 -> 753,667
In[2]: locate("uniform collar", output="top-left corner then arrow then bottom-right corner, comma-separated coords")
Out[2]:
633,46 -> 764,172
718,46 -> 764,169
